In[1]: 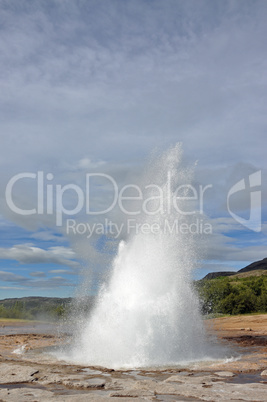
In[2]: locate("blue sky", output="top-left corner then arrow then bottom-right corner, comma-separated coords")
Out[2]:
0,0 -> 266,298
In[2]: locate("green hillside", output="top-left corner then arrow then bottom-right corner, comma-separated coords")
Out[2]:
0,296 -> 95,321
0,297 -> 72,320
196,272 -> 267,315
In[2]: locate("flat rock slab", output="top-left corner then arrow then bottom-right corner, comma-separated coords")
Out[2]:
165,374 -> 218,384
62,377 -> 106,389
155,380 -> 267,401
0,363 -> 38,384
109,389 -> 155,397
0,388 -> 145,402
214,371 -> 235,377
37,372 -> 106,389
0,363 -> 267,401
0,387 -> 54,402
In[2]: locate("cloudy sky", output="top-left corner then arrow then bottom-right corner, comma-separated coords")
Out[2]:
0,0 -> 266,298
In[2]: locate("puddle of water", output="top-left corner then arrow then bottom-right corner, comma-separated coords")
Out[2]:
229,372 -> 264,384
0,383 -> 47,391
0,323 -> 57,335
48,384 -> 110,396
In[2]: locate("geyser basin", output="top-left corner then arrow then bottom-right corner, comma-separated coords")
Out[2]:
64,144 -> 214,369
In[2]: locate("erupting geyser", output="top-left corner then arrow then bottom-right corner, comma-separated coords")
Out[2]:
67,144 -> 211,368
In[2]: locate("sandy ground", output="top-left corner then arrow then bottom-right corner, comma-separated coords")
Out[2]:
0,315 -> 267,401
206,314 -> 267,337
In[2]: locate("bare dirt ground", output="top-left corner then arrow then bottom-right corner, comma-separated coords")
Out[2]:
205,313 -> 267,337
0,315 -> 267,401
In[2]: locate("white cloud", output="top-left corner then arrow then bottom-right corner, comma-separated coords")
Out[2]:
0,269 -> 74,290
48,269 -> 77,275
30,230 -> 66,243
22,276 -> 74,289
0,0 -> 266,170
0,271 -> 27,282
0,245 -> 79,268
0,1 -> 266,293
29,271 -> 46,278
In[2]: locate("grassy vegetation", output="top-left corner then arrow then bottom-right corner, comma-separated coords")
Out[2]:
0,298 -> 71,321
1,274 -> 266,321
0,296 -> 95,321
196,274 -> 267,316
0,317 -> 36,323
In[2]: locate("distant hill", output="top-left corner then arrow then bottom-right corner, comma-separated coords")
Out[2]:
202,258 -> 267,280
197,259 -> 267,315
0,296 -> 95,320
203,271 -> 235,280
238,258 -> 267,273
0,296 -> 72,309
231,270 -> 267,279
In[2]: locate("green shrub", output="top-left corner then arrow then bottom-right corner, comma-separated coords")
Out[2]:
196,274 -> 267,315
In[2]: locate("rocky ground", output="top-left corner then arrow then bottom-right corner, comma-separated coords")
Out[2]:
0,315 -> 267,401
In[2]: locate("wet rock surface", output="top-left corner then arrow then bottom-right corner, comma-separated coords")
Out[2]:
0,315 -> 267,401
